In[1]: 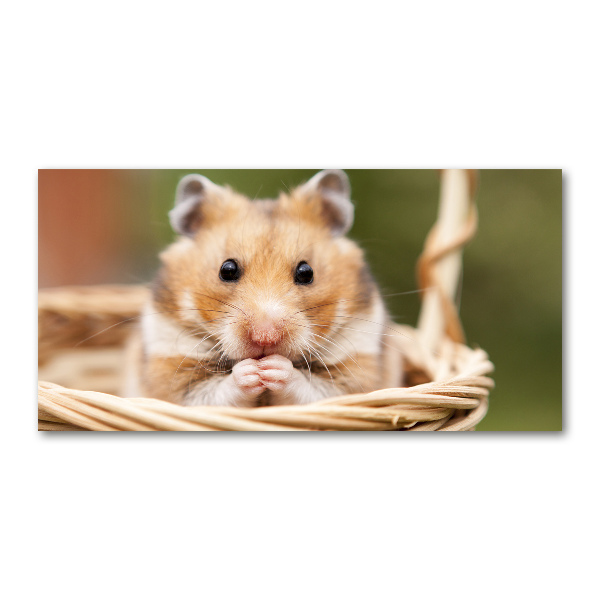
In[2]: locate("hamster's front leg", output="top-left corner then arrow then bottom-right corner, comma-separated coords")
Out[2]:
183,359 -> 266,407
258,354 -> 338,405
184,356 -> 333,407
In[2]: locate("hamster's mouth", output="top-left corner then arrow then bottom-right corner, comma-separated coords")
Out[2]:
245,342 -> 284,360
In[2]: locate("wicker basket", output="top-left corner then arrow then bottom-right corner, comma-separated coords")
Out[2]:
38,170 -> 494,431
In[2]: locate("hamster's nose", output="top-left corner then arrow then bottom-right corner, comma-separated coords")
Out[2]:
250,320 -> 284,347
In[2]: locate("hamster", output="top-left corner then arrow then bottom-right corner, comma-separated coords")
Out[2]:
124,170 -> 401,407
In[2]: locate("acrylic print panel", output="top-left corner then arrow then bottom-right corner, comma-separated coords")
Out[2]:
37,169 -> 562,431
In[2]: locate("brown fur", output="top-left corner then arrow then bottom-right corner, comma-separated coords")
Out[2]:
144,354 -> 230,403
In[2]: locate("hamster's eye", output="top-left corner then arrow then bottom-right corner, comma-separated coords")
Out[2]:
294,261 -> 314,285
219,259 -> 241,282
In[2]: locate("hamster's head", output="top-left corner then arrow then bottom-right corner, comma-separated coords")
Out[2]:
153,170 -> 379,363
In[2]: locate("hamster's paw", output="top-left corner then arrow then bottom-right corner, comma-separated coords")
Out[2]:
257,354 -> 296,393
231,358 -> 265,400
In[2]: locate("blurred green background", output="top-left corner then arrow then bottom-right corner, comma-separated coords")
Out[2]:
38,169 -> 562,430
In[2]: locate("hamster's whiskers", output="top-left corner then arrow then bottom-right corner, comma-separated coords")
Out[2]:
287,316 -> 360,358
289,329 -> 314,385
176,316 -> 233,343
289,289 -> 430,320
302,316 -> 418,357
171,321 -> 243,399
306,314 -> 417,341
307,335 -> 366,393
170,333 -> 218,399
194,292 -> 248,318
75,307 -> 233,347
301,339 -> 335,386
309,331 -> 366,375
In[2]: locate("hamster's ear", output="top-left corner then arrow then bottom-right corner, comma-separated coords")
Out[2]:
296,169 -> 353,236
169,174 -> 221,237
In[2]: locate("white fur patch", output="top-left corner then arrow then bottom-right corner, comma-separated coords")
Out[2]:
311,298 -> 385,364
182,376 -> 230,407
259,299 -> 285,321
178,289 -> 202,326
141,300 -> 216,359
268,369 -> 338,406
